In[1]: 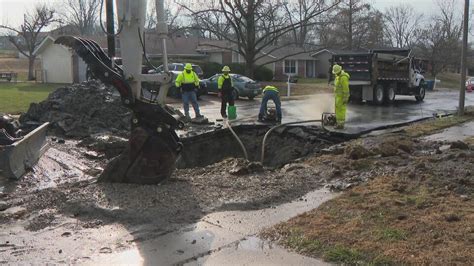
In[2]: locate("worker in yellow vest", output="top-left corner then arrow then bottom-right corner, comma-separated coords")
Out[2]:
258,85 -> 282,122
175,63 -> 202,119
332,64 -> 350,129
217,66 -> 234,118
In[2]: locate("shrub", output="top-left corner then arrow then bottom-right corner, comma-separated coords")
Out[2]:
200,62 -> 223,78
254,66 -> 274,81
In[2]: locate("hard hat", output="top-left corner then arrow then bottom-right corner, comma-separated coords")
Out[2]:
184,63 -> 193,70
222,66 -> 230,72
332,64 -> 342,75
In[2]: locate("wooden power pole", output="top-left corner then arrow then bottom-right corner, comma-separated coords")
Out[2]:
459,0 -> 469,115
105,0 -> 115,58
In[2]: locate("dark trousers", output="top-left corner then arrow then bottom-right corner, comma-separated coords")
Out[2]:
259,90 -> 282,120
220,93 -> 234,117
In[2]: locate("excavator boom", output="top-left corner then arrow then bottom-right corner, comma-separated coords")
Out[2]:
55,0 -> 183,184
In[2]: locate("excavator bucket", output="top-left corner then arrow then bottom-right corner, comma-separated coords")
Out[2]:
0,122 -> 49,179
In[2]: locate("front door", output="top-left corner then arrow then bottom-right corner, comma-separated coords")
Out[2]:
306,60 -> 315,78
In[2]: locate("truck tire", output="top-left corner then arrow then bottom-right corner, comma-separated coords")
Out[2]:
374,84 -> 385,105
385,86 -> 396,104
415,80 -> 426,102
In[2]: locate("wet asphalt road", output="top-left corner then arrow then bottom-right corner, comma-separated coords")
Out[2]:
170,90 -> 474,134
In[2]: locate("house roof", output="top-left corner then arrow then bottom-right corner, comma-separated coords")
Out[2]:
33,35 -> 108,56
311,49 -> 348,57
32,35 -> 56,56
260,45 -> 315,61
196,39 -> 233,53
144,35 -> 203,56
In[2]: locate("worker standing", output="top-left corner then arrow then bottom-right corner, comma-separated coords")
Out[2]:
175,63 -> 202,120
258,85 -> 282,122
217,66 -> 235,118
332,64 -> 350,129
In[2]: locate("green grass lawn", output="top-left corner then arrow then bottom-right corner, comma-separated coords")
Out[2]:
0,82 -> 62,114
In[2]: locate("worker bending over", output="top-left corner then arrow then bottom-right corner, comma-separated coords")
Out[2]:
258,85 -> 282,123
332,64 -> 350,129
175,63 -> 202,119
217,66 -> 234,118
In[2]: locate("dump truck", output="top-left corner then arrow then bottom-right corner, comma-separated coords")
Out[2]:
0,114 -> 49,179
331,49 -> 426,105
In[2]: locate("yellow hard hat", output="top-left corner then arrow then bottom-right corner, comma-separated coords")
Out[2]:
222,66 -> 230,72
332,64 -> 342,75
184,63 -> 193,70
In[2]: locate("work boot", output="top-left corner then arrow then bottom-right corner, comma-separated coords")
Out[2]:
334,124 -> 344,129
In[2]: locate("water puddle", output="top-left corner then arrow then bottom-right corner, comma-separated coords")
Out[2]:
423,121 -> 474,142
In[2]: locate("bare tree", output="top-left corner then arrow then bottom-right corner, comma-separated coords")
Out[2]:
415,0 -> 462,77
384,4 -> 423,48
314,0 -> 386,49
62,0 -> 100,35
145,0 -> 186,36
335,0 -> 371,50
181,0 -> 340,78
0,5 -> 60,80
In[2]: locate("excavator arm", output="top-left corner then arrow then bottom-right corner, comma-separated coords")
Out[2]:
55,0 -> 184,184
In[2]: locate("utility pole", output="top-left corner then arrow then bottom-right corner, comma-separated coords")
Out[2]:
105,0 -> 115,58
459,0 -> 469,115
348,0 -> 353,50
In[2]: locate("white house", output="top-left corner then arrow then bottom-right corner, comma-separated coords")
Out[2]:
33,36 -> 88,84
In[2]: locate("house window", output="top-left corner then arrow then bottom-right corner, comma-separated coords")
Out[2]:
284,60 -> 296,74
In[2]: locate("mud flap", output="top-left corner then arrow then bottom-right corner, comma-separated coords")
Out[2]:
0,122 -> 49,179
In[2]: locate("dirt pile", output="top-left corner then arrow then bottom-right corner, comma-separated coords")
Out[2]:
20,81 -> 131,138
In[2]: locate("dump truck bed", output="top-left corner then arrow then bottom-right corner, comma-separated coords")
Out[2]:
331,50 -> 411,85
0,122 -> 49,179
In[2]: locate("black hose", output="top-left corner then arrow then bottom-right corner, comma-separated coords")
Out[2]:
260,120 -> 322,164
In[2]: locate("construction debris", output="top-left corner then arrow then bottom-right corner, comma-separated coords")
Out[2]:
20,81 -> 131,138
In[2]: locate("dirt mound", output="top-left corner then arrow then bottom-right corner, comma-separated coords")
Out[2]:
20,81 -> 131,138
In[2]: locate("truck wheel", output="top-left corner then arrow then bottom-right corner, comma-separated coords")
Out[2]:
385,86 -> 396,104
415,80 -> 426,102
374,84 -> 385,105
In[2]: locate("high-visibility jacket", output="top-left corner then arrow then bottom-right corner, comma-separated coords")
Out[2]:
175,71 -> 200,89
218,74 -> 233,92
263,85 -> 279,93
334,71 -> 350,95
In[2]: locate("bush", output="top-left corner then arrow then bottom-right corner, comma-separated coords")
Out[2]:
228,63 -> 273,81
200,62 -> 223,78
228,63 -> 246,75
254,66 -> 274,81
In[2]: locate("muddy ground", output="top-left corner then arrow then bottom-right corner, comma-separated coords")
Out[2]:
2,117 -> 472,263
0,123 -> 348,263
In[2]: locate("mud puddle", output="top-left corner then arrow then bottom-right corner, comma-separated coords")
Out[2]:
423,120 -> 474,142
89,188 -> 335,265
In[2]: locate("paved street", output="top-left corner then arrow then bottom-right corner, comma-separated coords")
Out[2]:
170,90 -> 474,134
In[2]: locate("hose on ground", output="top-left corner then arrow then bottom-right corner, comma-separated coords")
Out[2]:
224,120 -> 248,160
260,120 -> 322,164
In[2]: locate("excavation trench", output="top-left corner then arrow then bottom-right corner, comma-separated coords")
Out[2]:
176,124 -> 348,169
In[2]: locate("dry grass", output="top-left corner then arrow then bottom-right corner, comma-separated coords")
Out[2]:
266,175 -> 474,265
263,114 -> 474,265
406,114 -> 474,137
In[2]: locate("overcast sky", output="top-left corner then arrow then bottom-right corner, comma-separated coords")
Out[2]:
0,0 -> 460,31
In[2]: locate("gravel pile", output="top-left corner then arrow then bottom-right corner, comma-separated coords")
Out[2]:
20,81 -> 131,138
